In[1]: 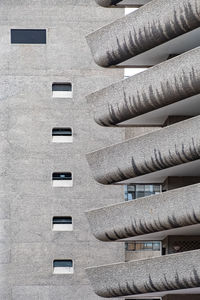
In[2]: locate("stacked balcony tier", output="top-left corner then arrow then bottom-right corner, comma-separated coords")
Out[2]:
86,183 -> 200,241
86,249 -> 200,298
86,116 -> 200,184
87,0 -> 200,67
87,47 -> 200,126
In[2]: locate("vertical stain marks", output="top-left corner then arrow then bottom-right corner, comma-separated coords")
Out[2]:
104,1 -> 200,66
103,267 -> 200,297
97,65 -> 200,126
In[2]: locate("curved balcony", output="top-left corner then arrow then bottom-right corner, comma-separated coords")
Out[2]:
87,47 -> 200,126
95,0 -> 122,7
87,0 -> 200,67
86,183 -> 200,241
86,116 -> 200,184
86,249 -> 200,298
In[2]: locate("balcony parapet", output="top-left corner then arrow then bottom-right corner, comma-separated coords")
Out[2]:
86,249 -> 200,298
87,48 -> 200,126
86,116 -> 200,184
95,0 -> 122,7
86,183 -> 200,241
87,0 -> 200,67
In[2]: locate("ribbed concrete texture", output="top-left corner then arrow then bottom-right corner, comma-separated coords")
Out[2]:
86,183 -> 200,241
87,0 -> 200,66
95,0 -> 122,7
87,116 -> 200,184
87,47 -> 200,126
86,249 -> 200,298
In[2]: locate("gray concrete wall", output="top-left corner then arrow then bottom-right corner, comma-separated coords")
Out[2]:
0,1 -> 125,299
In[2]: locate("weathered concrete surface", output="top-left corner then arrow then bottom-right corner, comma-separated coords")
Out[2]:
86,249 -> 200,298
86,183 -> 200,241
87,47 -> 200,126
87,0 -> 200,67
0,1 -> 125,299
87,116 -> 200,184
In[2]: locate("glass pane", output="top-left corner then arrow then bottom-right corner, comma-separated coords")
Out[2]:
11,29 -> 46,44
53,260 -> 73,268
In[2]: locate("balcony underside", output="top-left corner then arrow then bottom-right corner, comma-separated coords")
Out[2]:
86,249 -> 200,298
87,47 -> 200,126
86,183 -> 200,241
87,0 -> 200,67
86,116 -> 200,184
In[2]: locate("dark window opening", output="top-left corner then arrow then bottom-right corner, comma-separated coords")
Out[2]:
53,260 -> 73,268
52,83 -> 72,92
52,128 -> 72,136
53,217 -> 72,225
52,172 -> 72,181
11,29 -> 46,44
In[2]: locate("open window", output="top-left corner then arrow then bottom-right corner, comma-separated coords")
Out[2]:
52,128 -> 73,143
52,172 -> 73,187
52,216 -> 73,231
53,260 -> 73,274
52,83 -> 72,98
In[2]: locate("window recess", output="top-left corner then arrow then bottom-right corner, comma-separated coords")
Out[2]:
52,83 -> 72,98
52,128 -> 73,143
52,172 -> 73,187
53,260 -> 73,274
52,216 -> 73,231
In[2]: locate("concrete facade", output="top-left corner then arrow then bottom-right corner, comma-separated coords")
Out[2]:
85,0 -> 200,299
0,1 -> 125,299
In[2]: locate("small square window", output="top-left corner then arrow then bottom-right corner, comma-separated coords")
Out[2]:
52,128 -> 73,143
53,260 -> 73,274
11,29 -> 46,44
52,83 -> 72,98
52,216 -> 73,231
52,172 -> 73,187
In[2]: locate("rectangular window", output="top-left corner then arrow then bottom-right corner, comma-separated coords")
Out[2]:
52,128 -> 73,143
52,83 -> 72,98
53,260 -> 73,274
52,172 -> 73,187
125,241 -> 161,252
52,216 -> 73,231
124,184 -> 162,201
11,29 -> 46,44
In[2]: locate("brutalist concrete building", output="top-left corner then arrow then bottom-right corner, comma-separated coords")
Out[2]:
1,1 -> 200,300
85,0 -> 200,300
